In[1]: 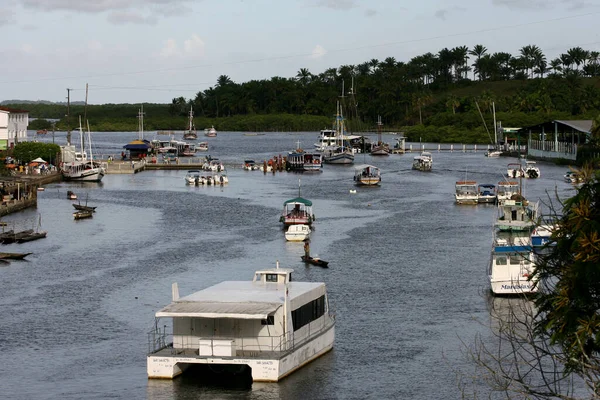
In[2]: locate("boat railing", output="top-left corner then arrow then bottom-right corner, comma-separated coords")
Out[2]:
147,314 -> 335,358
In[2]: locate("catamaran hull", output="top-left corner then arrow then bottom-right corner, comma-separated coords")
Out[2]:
147,324 -> 334,382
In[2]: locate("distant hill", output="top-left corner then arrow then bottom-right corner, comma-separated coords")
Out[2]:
0,99 -> 86,105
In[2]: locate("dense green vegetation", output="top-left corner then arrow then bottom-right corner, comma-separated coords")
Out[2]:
9,44 -> 600,143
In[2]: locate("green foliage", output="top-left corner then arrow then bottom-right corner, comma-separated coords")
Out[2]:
533,168 -> 600,374
12,142 -> 61,164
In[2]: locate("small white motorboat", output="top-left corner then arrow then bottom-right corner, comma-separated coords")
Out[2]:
285,224 -> 311,242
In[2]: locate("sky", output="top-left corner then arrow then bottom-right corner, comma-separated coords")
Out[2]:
1,0 -> 599,105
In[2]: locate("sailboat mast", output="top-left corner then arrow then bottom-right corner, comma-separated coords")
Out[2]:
492,102 -> 497,146
66,88 -> 72,145
138,106 -> 145,141
82,83 -> 88,151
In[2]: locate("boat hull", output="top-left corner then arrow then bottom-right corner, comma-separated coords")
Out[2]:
147,323 -> 334,382
490,279 -> 538,295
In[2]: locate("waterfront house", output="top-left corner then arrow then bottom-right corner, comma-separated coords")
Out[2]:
0,106 -> 29,150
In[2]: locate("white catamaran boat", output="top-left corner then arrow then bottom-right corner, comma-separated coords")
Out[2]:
147,265 -> 335,382
61,118 -> 106,182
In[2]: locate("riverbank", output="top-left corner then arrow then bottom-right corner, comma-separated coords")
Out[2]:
0,172 -> 61,217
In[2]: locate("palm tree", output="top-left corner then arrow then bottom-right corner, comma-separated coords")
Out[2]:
567,47 -> 586,71
216,75 -> 233,87
445,95 -> 460,114
452,46 -> 469,80
296,68 -> 312,86
549,58 -> 563,76
469,44 -> 488,80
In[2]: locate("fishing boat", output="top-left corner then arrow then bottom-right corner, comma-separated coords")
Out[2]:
61,118 -> 105,182
0,252 -> 32,260
67,190 -> 77,200
204,126 -> 217,137
314,129 -> 337,152
412,152 -> 432,171
322,103 -> 354,165
370,116 -> 389,156
454,181 -> 478,205
286,141 -> 322,172
73,210 -> 93,220
73,204 -> 96,212
477,184 -> 497,204
17,231 -> 47,243
182,106 -> 197,140
147,263 -> 335,382
489,231 -> 538,295
496,181 -> 520,205
285,224 -> 311,241
280,197 -> 315,226
354,164 -> 381,186
1,229 -> 34,244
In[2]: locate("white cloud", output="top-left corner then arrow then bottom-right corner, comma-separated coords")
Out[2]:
158,35 -> 205,59
310,44 -> 327,59
160,39 -> 180,58
183,34 -> 205,57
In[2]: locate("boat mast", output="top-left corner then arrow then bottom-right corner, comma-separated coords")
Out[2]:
188,106 -> 194,132
138,106 -> 145,141
66,88 -> 72,145
82,83 -> 88,152
377,115 -> 383,145
492,101 -> 497,148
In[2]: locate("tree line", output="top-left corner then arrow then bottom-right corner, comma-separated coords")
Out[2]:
12,44 -> 600,144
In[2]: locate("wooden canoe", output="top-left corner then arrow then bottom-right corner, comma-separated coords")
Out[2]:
301,255 -> 329,268
0,252 -> 32,260
16,232 -> 47,243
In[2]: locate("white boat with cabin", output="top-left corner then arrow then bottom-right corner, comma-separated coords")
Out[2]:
412,152 -> 432,171
489,232 -> 538,295
507,162 -> 525,179
454,181 -> 478,205
204,126 -> 217,137
322,103 -> 354,165
495,196 -> 539,232
285,224 -> 311,241
477,184 -> 497,204
147,265 -> 335,382
184,170 -> 201,185
182,106 -> 197,140
496,181 -> 520,205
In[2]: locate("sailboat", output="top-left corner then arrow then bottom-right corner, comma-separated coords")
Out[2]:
183,106 -> 197,140
484,102 -> 502,157
61,117 -> 105,182
322,102 -> 354,165
370,115 -> 389,156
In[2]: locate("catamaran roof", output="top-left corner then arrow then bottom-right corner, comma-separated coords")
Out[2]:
354,164 -> 379,170
156,281 -> 325,319
283,197 -> 313,206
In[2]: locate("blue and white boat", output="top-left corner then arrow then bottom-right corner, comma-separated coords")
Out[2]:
489,231 -> 538,295
477,183 -> 497,204
287,141 -> 322,172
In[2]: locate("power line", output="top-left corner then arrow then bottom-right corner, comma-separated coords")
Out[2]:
1,10 -> 599,87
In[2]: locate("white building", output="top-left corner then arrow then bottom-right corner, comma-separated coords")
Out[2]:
0,106 -> 29,150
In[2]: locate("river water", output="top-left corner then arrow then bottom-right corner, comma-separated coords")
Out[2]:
0,131 -> 576,399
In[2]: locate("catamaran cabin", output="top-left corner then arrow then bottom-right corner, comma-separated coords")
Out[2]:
147,267 -> 335,382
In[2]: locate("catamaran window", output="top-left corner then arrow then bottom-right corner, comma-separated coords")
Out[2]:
496,256 -> 507,265
266,274 -> 278,282
261,316 -> 275,325
291,295 -> 325,331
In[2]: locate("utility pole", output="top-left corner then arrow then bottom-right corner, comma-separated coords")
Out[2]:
66,88 -> 72,145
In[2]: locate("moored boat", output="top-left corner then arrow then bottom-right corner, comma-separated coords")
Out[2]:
412,152 -> 432,171
280,197 -> 315,226
455,181 -> 478,205
495,195 -> 539,232
286,142 -> 322,172
147,264 -> 335,382
496,181 -> 520,205
477,184 -> 497,204
354,164 -> 381,186
73,210 -> 93,220
182,106 -> 197,140
489,231 -> 538,295
524,160 -> 540,179
204,126 -> 217,137
285,224 -> 311,241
